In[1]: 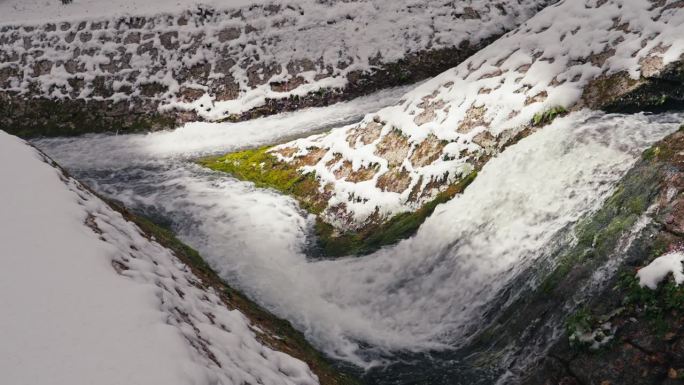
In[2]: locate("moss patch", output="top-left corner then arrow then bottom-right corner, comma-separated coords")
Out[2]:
315,171 -> 477,257
539,160 -> 660,294
199,147 -> 327,214
618,270 -> 684,335
531,106 -> 568,127
200,146 -> 478,257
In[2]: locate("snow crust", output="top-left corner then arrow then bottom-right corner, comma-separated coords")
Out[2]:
637,251 -> 684,290
0,0 -> 550,119
0,130 -> 317,385
274,0 -> 684,229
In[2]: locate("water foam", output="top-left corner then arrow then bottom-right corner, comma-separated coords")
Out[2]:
35,110 -> 682,367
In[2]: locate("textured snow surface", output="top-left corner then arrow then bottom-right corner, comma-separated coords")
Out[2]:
637,251 -> 684,289
273,0 -> 684,229
0,130 -> 317,385
0,0 -> 550,119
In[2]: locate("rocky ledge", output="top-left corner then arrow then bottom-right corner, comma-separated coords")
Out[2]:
0,0 -> 551,137
518,127 -> 684,385
439,123 -> 684,385
202,0 -> 684,257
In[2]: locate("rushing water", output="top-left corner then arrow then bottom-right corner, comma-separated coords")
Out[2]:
33,96 -> 683,382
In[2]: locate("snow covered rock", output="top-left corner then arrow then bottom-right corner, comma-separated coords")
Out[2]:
0,0 -> 551,136
0,129 -> 330,384
218,0 -> 684,250
637,251 -> 684,289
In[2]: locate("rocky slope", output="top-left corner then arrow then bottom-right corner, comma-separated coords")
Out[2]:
517,127 -> 684,385
203,0 -> 684,256
0,0 -> 552,137
0,130 -> 356,385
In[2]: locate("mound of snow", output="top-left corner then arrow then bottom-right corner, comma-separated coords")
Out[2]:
271,0 -> 684,230
637,251 -> 684,290
0,130 -> 317,385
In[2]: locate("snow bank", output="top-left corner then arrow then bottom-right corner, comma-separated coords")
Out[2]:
637,251 -> 684,290
0,130 -> 318,385
271,0 -> 684,230
0,0 -> 551,121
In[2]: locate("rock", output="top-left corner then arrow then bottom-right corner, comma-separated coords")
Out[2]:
0,0 -> 551,137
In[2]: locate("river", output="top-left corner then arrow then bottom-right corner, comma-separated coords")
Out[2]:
33,88 -> 683,383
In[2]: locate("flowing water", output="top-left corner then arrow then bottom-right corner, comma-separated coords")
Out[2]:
33,90 -> 683,383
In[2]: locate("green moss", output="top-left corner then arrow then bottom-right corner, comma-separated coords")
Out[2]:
201,146 -> 478,257
199,147 -> 326,214
316,171 -> 478,257
540,161 -> 661,294
618,271 -> 684,334
642,146 -> 661,161
532,106 -> 568,127
566,307 -> 595,347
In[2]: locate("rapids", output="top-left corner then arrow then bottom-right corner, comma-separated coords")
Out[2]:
33,90 -> 684,382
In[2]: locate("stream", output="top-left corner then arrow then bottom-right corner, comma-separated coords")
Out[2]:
33,86 -> 684,383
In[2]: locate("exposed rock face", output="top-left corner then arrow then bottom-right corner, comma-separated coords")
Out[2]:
261,0 -> 684,239
0,0 -> 551,136
520,129 -> 684,385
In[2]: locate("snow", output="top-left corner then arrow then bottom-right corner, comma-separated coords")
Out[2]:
273,0 -> 684,229
0,0 -> 551,119
569,322 -> 616,350
637,251 -> 684,290
0,130 -> 318,385
0,0 -> 264,24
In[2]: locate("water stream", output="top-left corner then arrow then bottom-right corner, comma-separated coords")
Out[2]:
33,92 -> 683,382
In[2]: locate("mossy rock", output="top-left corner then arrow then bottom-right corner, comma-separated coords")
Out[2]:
531,106 -> 568,127
200,147 -> 478,258
199,146 -> 327,214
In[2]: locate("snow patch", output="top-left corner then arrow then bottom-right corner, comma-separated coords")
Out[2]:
637,251 -> 684,290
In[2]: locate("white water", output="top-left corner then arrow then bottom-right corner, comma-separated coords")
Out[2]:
35,106 -> 682,368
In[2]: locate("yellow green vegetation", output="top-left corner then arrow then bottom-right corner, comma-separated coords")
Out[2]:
200,146 -> 477,257
199,146 -> 327,214
532,106 -> 568,127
